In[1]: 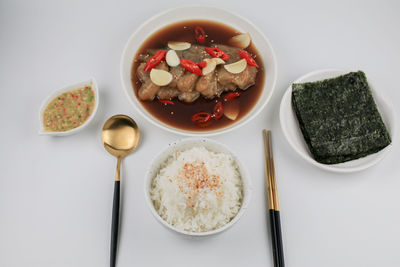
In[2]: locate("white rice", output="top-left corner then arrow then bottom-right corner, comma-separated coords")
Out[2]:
150,146 -> 243,232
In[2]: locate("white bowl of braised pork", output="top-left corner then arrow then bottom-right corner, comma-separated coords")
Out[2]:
121,6 -> 277,136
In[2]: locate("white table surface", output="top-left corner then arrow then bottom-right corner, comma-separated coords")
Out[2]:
1,0 -> 400,266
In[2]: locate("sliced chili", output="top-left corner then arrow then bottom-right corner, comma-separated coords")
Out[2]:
224,92 -> 240,101
180,59 -> 203,75
144,50 -> 166,72
159,99 -> 174,105
238,50 -> 258,68
213,101 -> 223,120
194,26 -> 206,44
205,47 -> 230,61
197,61 -> 207,68
191,112 -> 212,126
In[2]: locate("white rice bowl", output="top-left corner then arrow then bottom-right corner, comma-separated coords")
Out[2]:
145,138 -> 251,236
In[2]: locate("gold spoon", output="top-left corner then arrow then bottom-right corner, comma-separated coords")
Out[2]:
102,115 -> 140,267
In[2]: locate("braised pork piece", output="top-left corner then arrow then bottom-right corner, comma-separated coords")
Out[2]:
131,20 -> 264,131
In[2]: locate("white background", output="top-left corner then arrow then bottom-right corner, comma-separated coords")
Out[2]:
1,0 -> 399,266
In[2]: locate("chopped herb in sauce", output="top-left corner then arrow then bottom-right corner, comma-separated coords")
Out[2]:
43,86 -> 95,132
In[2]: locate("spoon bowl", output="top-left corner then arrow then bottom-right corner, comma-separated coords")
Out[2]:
102,115 -> 140,157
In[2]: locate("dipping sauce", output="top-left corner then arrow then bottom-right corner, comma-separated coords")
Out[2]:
131,20 -> 265,132
43,86 -> 95,132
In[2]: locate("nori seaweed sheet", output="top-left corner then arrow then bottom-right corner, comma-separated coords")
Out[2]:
291,71 -> 391,164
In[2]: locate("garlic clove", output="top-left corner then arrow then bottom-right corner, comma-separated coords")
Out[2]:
228,33 -> 252,49
224,99 -> 240,120
224,59 -> 247,74
150,69 -> 173,86
166,50 -> 180,67
167,41 -> 191,51
202,58 -> 217,75
212,58 -> 225,65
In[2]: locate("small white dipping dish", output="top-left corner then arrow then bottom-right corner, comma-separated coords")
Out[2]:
280,69 -> 396,173
144,138 -> 252,236
120,6 -> 277,136
39,77 -> 99,136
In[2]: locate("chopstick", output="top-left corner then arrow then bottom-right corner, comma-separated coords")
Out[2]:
263,130 -> 285,267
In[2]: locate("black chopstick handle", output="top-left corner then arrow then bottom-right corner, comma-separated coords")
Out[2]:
269,209 -> 280,267
274,210 -> 285,267
110,181 -> 120,267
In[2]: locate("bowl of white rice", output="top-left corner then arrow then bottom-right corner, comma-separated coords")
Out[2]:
145,138 -> 252,236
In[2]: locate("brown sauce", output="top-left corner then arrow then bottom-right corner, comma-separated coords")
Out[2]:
131,20 -> 265,132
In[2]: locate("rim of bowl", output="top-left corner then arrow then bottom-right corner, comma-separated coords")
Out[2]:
120,5 -> 277,136
144,137 -> 253,236
38,77 -> 99,136
279,69 -> 396,173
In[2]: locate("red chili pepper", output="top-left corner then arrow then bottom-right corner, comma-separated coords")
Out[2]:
159,99 -> 174,105
144,50 -> 166,72
180,59 -> 203,75
205,47 -> 230,61
194,26 -> 206,44
238,50 -> 259,68
191,112 -> 212,126
224,92 -> 240,101
197,61 -> 207,68
213,101 -> 223,120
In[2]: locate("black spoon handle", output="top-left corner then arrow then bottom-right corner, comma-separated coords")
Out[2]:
110,180 -> 120,267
